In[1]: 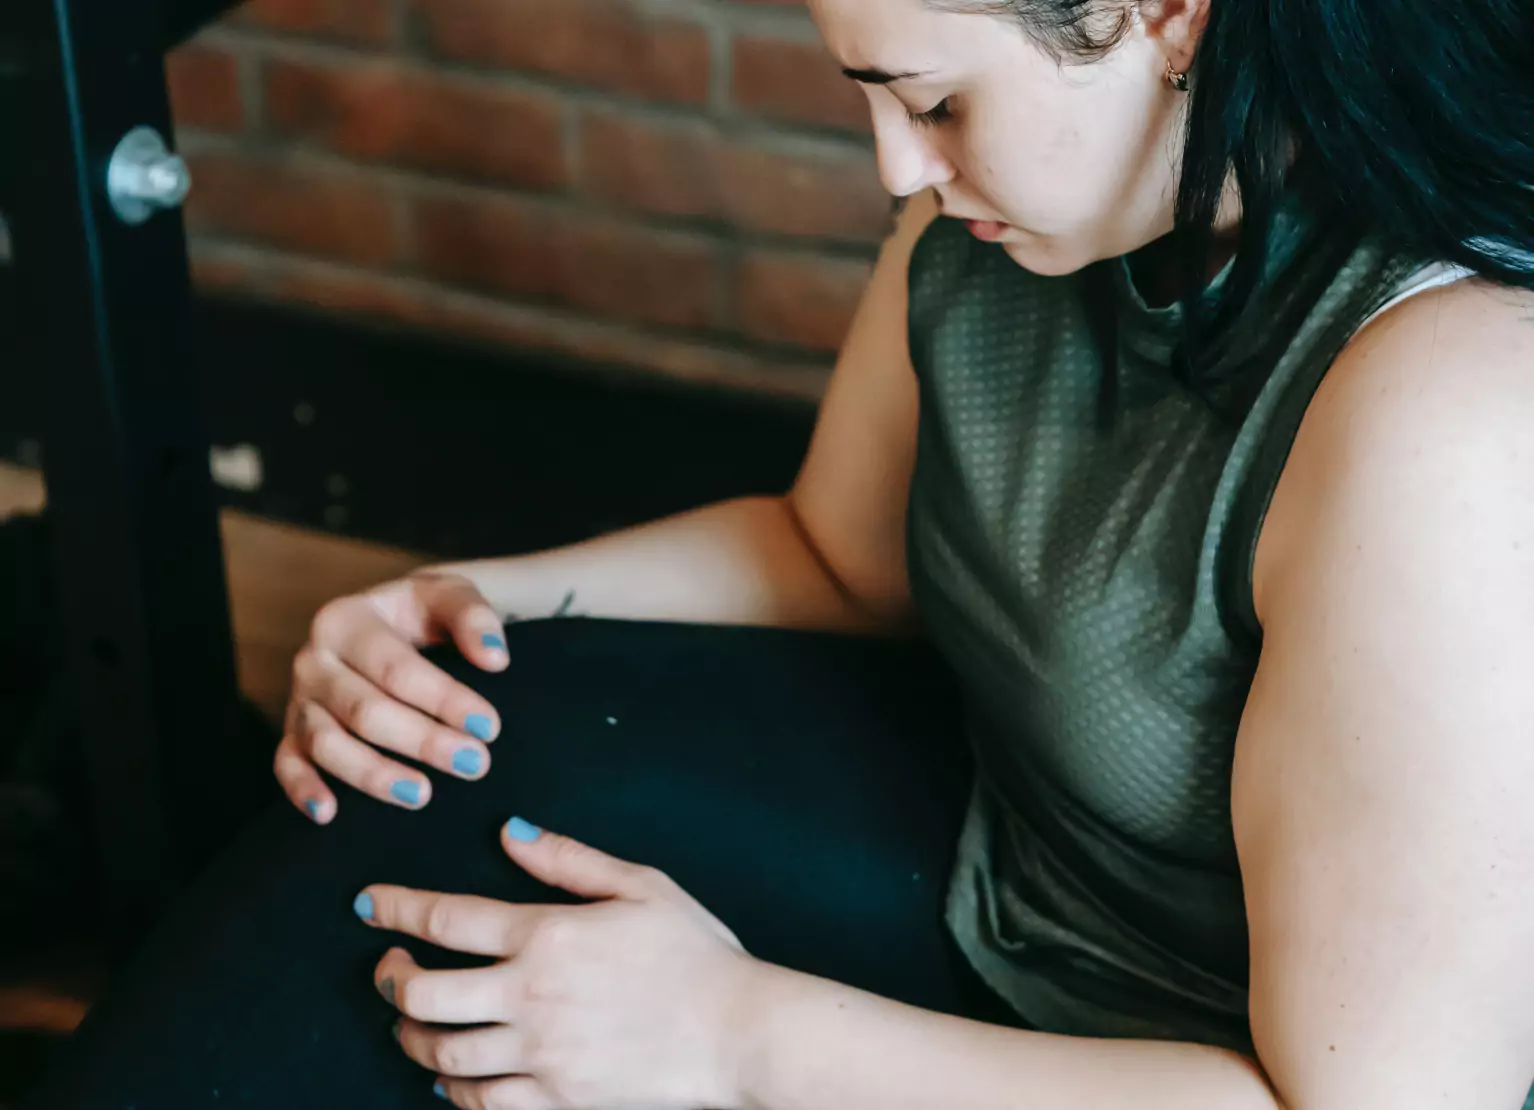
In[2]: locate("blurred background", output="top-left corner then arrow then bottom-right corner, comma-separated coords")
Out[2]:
0,0 -> 888,1102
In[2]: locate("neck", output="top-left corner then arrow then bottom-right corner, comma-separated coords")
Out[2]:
1129,224 -> 1241,309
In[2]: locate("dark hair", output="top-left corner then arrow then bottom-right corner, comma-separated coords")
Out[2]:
932,0 -> 1534,387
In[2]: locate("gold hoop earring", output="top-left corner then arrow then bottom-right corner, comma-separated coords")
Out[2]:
1165,60 -> 1190,92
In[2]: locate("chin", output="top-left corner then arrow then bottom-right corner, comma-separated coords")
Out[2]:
1001,238 -> 1094,278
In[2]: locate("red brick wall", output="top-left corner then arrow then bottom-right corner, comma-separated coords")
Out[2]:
166,0 -> 887,398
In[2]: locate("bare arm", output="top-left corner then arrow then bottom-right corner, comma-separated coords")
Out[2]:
433,193 -> 939,635
720,281 -> 1534,1110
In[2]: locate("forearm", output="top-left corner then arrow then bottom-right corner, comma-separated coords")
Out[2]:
733,963 -> 1279,1110
432,496 -> 907,635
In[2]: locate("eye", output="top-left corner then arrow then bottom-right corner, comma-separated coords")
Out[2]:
906,97 -> 953,128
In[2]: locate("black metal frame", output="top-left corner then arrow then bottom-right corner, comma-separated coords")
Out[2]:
2,0 -> 243,949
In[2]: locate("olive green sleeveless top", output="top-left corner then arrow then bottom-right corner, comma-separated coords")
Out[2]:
906,207 -> 1454,1055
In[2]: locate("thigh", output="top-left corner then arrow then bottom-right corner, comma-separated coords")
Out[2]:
23,620 -> 990,1110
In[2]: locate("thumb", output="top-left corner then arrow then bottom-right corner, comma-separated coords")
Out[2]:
414,572 -> 509,672
500,817 -> 651,901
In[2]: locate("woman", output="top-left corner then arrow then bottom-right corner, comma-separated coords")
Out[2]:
25,0 -> 1534,1107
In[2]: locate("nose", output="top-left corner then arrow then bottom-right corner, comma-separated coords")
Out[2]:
872,111 -> 955,198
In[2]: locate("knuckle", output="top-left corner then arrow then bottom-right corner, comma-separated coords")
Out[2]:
483,1086 -> 522,1110
432,1037 -> 466,1075
306,725 -> 344,765
533,917 -> 577,955
544,1068 -> 591,1108
395,977 -> 425,1019
425,900 -> 458,941
337,691 -> 377,737
374,653 -> 414,698
311,598 -> 351,642
520,1029 -> 555,1075
547,837 -> 588,872
635,864 -> 674,894
273,743 -> 307,786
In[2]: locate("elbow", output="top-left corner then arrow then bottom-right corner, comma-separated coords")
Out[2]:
778,495 -> 913,633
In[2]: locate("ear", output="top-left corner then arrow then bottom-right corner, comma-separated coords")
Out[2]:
1137,0 -> 1211,73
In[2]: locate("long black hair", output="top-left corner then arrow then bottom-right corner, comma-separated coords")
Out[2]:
935,0 -> 1534,387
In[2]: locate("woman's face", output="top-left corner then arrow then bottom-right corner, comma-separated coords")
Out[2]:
808,0 -> 1196,275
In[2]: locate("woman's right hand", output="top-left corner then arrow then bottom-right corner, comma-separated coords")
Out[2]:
275,571 -> 510,824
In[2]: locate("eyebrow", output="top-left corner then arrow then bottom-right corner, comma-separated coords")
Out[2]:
841,67 -> 930,85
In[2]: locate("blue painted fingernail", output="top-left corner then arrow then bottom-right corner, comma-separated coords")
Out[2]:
391,780 -> 422,806
304,799 -> 321,821
433,1080 -> 448,1099
505,816 -> 541,842
391,1020 -> 403,1042
379,976 -> 395,1005
452,748 -> 483,776
353,892 -> 374,921
464,714 -> 494,742
481,633 -> 506,652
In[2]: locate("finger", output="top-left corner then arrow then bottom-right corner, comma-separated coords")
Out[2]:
295,702 -> 431,810
375,948 -> 513,1025
414,573 -> 512,675
395,1018 -> 524,1079
439,1076 -> 555,1110
359,885 -> 549,957
273,733 -> 335,824
297,651 -> 492,780
329,607 -> 502,743
500,818 -> 656,902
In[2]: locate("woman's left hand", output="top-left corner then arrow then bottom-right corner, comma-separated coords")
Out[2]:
355,819 -> 762,1110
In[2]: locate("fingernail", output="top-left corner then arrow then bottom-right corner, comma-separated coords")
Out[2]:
353,892 -> 374,921
481,633 -> 506,652
464,714 -> 494,742
304,799 -> 322,822
391,780 -> 422,806
379,976 -> 395,1005
505,816 -> 541,843
433,1080 -> 448,1100
452,748 -> 483,776
391,1020 -> 403,1043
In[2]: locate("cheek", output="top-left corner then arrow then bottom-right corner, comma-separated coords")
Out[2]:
951,90 -> 1122,229
958,107 -> 1110,235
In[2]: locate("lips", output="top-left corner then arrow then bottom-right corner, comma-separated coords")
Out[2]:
963,219 -> 1009,242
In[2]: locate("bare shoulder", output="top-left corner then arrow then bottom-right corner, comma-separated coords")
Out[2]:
1254,277 -> 1534,619
1321,276 -> 1534,432
1235,275 -> 1534,1108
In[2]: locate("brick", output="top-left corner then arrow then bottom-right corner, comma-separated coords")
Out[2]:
409,0 -> 708,105
265,58 -> 566,188
167,44 -> 245,133
268,264 -> 435,322
731,34 -> 870,132
735,250 -> 870,351
580,111 -> 889,242
231,0 -> 393,46
410,192 -> 719,330
183,151 -> 399,267
261,263 -> 830,396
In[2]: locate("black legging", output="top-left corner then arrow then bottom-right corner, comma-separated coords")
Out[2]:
22,619 -> 1024,1109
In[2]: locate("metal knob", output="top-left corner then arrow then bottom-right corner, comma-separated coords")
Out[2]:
107,126 -> 191,226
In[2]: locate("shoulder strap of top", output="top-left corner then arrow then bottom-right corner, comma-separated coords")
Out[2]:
1354,261 -> 1476,332
1222,258 -> 1474,640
